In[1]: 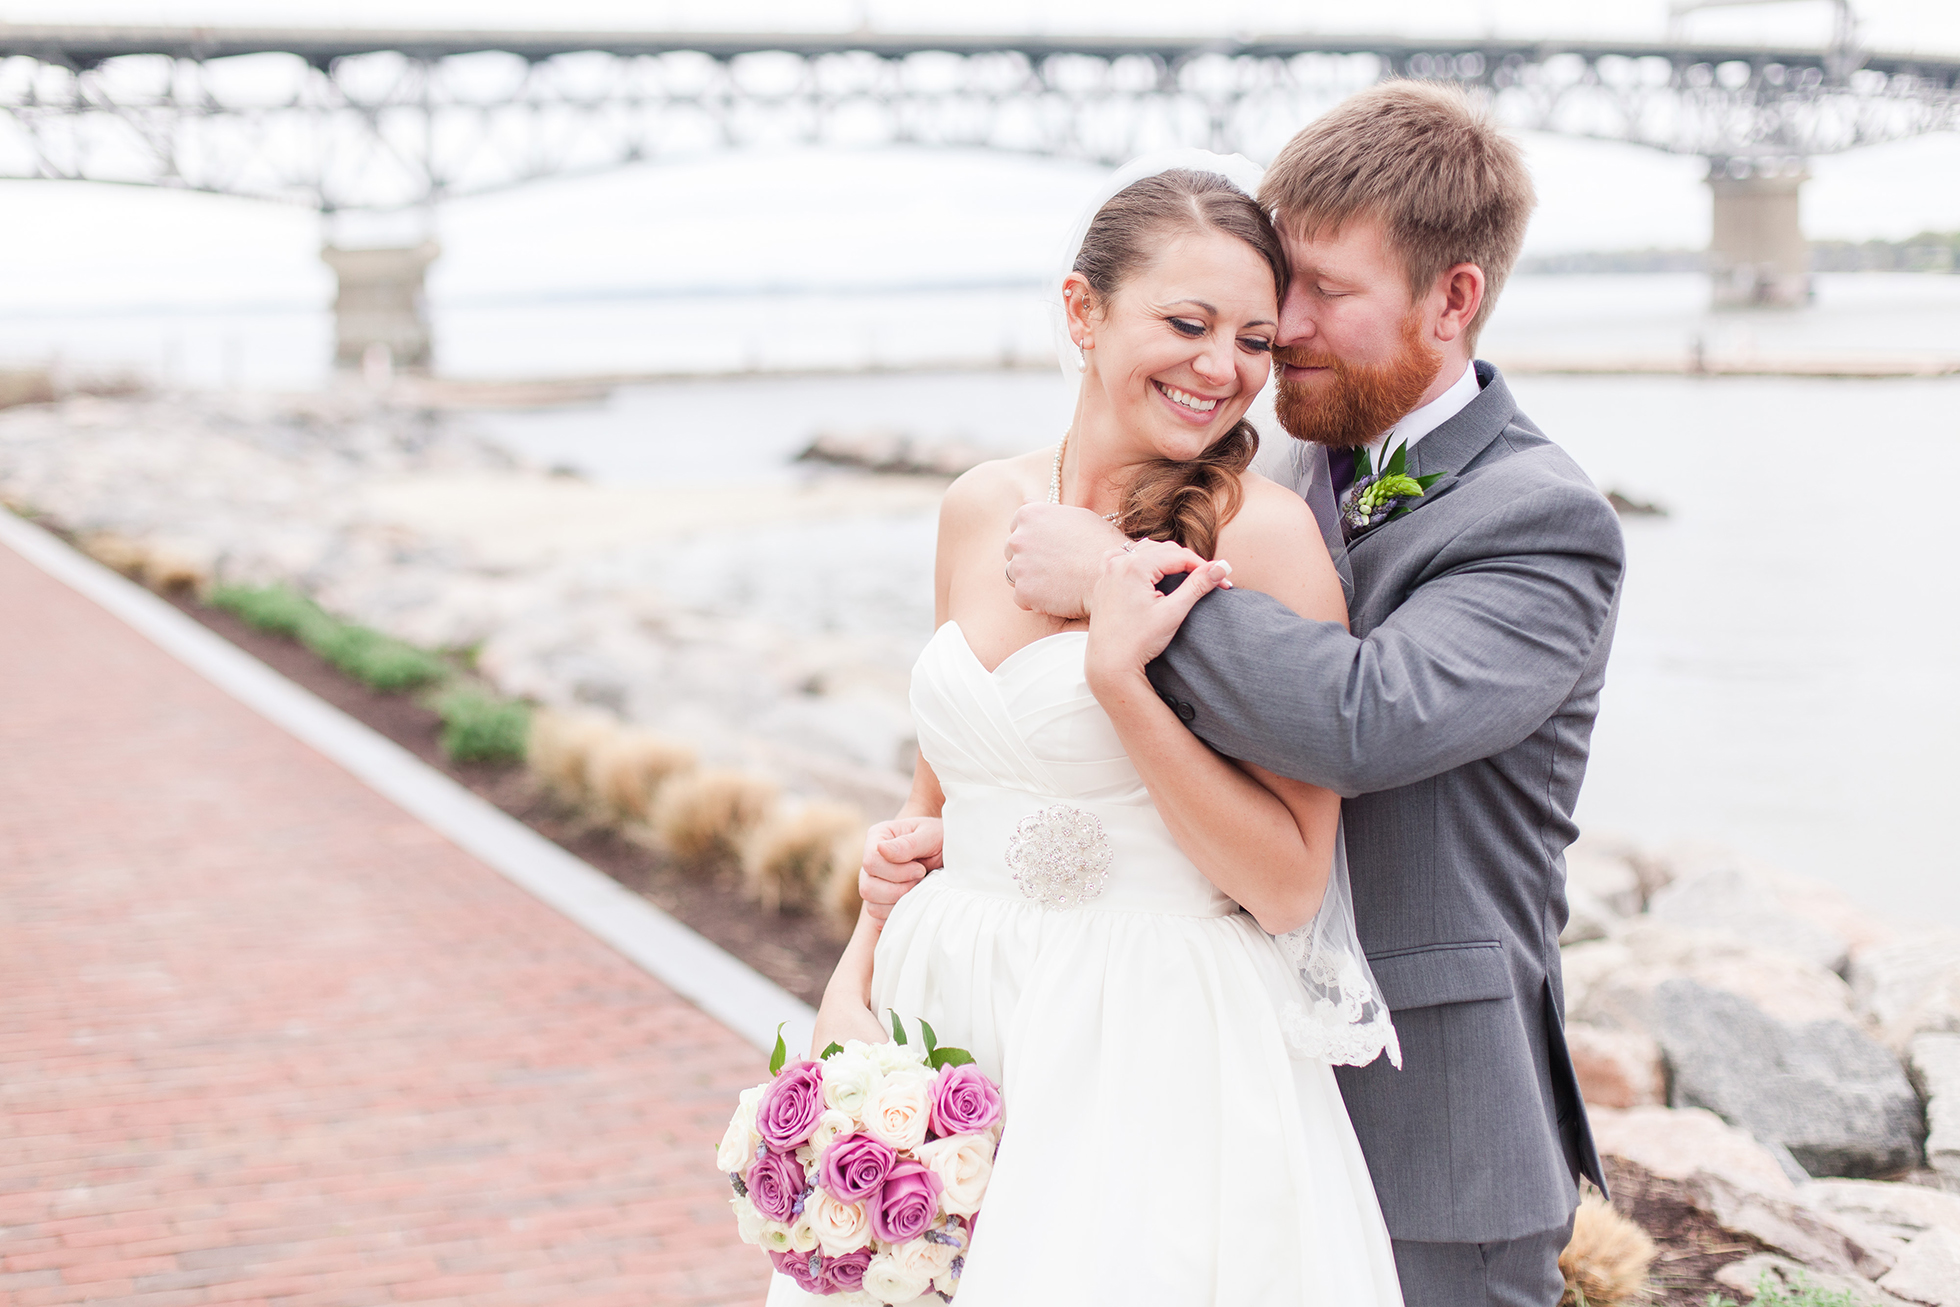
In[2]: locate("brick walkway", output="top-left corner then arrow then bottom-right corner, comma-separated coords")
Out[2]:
0,540 -> 772,1306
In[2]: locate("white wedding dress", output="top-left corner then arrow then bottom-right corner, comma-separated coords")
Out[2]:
769,622 -> 1402,1306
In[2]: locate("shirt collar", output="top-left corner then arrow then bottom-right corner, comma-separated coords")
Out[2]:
1375,359 -> 1478,458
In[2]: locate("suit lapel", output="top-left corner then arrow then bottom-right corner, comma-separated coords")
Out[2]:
1346,361 -> 1516,551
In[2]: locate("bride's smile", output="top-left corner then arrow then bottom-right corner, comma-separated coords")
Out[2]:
1063,227 -> 1277,476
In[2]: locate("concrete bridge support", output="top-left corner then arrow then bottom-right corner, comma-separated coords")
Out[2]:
320,241 -> 440,374
1707,166 -> 1813,309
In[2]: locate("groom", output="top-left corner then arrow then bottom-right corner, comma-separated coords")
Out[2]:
866,82 -> 1623,1306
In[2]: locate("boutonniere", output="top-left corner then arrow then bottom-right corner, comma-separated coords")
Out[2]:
1340,438 -> 1444,536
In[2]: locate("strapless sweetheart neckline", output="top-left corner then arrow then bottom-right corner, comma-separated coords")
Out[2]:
938,619 -> 1087,678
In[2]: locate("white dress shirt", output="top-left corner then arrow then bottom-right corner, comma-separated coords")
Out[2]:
1376,359 -> 1479,461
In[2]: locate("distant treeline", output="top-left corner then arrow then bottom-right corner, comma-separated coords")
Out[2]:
1519,231 -> 1960,275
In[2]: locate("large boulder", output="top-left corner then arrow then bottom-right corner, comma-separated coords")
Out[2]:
1804,1179 -> 1960,1246
1566,833 -> 1648,917
1565,1022 -> 1665,1108
1588,1105 -> 1897,1278
1654,978 -> 1923,1178
1567,920 -> 1858,1033
1647,847 -> 1867,976
1715,1253 -> 1913,1305
1853,933 -> 1960,1052
1878,1227 -> 1960,1306
1910,1034 -> 1960,1190
1560,880 -> 1622,947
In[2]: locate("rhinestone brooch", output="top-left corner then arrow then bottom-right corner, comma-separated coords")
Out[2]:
1005,804 -> 1113,910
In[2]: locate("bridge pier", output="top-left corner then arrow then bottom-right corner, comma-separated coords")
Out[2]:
1706,164 -> 1813,309
320,241 -> 440,375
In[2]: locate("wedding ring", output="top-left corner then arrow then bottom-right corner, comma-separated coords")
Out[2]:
1122,540 -> 1140,554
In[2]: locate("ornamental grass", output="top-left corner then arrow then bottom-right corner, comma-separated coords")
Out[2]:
587,728 -> 697,822
741,799 -> 863,915
1557,1193 -> 1655,1307
526,709 -> 617,806
652,767 -> 779,869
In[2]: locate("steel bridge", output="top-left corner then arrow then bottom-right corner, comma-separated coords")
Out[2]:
4,22 -> 1957,367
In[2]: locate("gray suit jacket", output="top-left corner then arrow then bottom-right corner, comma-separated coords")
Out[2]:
1149,362 -> 1620,1244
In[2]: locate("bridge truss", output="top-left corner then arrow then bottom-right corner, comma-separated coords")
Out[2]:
1,26 -> 1956,214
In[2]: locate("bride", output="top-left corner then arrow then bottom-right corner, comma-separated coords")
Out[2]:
780,156 -> 1404,1305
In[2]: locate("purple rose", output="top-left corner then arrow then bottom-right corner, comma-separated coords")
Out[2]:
824,1246 -> 874,1292
746,1147 -> 806,1223
929,1063 -> 1002,1138
769,1248 -> 827,1294
820,1132 -> 895,1203
757,1059 -> 826,1151
870,1159 -> 944,1244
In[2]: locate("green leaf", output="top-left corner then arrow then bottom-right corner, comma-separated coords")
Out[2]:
920,1019 -> 939,1054
769,1022 -> 788,1076
1414,472 -> 1445,490
1383,440 -> 1409,477
929,1047 -> 976,1069
889,1011 -> 907,1046
820,1041 -> 844,1060
1353,445 -> 1373,479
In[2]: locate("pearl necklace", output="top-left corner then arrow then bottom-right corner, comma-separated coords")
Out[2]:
1051,431 -> 1120,522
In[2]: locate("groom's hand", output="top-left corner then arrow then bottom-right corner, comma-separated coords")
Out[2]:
1004,504 -> 1131,619
858,816 -> 944,925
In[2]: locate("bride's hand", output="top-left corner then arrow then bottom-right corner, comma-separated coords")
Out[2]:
1084,540 -> 1233,695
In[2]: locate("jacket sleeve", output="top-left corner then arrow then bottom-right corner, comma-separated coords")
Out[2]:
1147,480 -> 1625,796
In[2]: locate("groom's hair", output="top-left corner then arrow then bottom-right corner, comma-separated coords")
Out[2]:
1261,80 -> 1534,350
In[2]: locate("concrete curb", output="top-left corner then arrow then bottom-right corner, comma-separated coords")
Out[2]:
0,508 -> 815,1058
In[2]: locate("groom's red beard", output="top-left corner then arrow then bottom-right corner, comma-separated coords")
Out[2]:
1271,311 -> 1443,450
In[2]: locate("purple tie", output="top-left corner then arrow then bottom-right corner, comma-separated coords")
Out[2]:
1327,447 -> 1358,542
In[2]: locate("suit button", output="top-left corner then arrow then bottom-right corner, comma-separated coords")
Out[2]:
1176,702 -> 1196,723
1159,691 -> 1180,711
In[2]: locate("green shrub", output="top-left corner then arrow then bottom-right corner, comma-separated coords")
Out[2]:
210,583 -> 331,640
302,623 -> 447,692
210,583 -> 447,692
434,687 -> 530,764
1704,1270 -> 1868,1307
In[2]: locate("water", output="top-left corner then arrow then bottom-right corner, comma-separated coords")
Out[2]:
475,348 -> 1960,926
8,272 -> 1959,922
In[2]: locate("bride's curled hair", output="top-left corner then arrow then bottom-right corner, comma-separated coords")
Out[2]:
1073,169 -> 1287,560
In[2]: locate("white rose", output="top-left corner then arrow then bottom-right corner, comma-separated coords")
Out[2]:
729,1194 -> 768,1246
716,1084 -> 765,1173
757,1220 -> 795,1254
788,1209 -> 819,1253
860,1251 -> 934,1305
913,1134 -> 993,1218
823,1045 -> 882,1121
796,1143 -> 820,1186
890,1228 -> 958,1282
862,1074 -> 933,1153
808,1108 -> 855,1161
872,1038 -> 931,1076
808,1189 -> 872,1257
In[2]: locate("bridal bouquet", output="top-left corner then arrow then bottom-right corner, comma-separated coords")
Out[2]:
719,1016 -> 1002,1304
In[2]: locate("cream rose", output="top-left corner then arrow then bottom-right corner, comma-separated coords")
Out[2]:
715,1084 -> 764,1173
861,1073 -> 933,1153
822,1045 -> 882,1121
913,1134 -> 993,1218
872,1039 -> 931,1077
889,1227 -> 958,1282
860,1250 -> 934,1305
808,1108 -> 855,1161
808,1189 -> 872,1257
729,1194 -> 768,1247
756,1210 -> 818,1255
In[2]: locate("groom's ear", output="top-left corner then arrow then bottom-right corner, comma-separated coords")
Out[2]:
1431,263 -> 1486,346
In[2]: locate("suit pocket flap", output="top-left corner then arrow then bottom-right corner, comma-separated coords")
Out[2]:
1369,941 -> 1511,1011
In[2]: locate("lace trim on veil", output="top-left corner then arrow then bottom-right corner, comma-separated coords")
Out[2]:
1274,825 -> 1401,1069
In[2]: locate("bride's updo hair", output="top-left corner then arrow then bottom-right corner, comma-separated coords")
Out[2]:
1073,168 -> 1287,559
